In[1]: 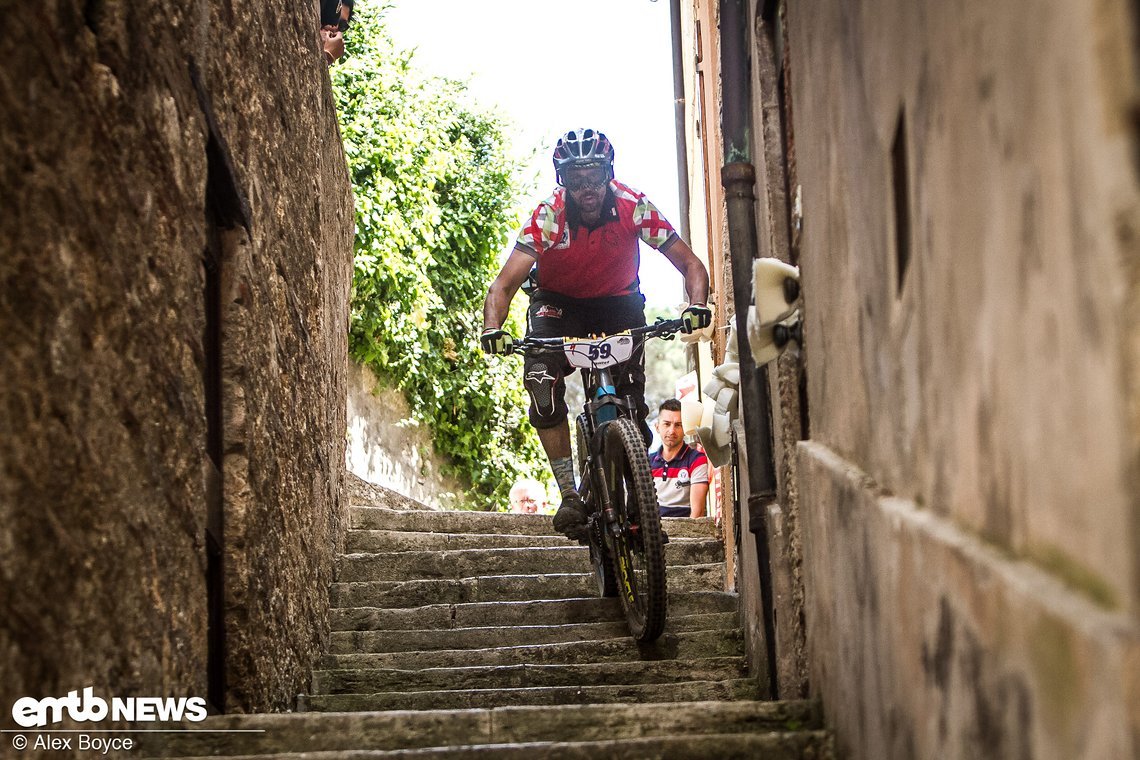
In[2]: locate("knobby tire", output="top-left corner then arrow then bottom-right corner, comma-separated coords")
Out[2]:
579,415 -> 617,597
604,418 -> 667,642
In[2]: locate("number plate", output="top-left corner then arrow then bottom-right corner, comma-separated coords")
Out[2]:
563,335 -> 635,369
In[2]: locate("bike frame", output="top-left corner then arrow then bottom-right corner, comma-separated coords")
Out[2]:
514,320 -> 682,521
512,317 -> 685,641
570,320 -> 683,533
576,363 -> 639,537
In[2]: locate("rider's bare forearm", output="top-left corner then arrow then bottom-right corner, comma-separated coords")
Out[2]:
482,283 -> 515,331
663,239 -> 710,306
684,263 -> 710,306
482,247 -> 535,330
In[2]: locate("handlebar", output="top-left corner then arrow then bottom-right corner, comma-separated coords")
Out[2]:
511,317 -> 687,354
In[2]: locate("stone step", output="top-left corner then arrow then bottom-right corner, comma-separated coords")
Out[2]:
321,628 -> 744,671
350,507 -> 718,539
330,565 -> 725,609
346,529 -> 718,554
330,612 -> 738,653
302,678 -> 764,712
156,731 -> 833,759
313,656 -> 749,695
335,542 -> 723,583
140,700 -> 821,757
331,592 -> 739,631
347,530 -> 572,552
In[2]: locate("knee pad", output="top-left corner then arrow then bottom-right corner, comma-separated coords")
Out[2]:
524,357 -> 567,428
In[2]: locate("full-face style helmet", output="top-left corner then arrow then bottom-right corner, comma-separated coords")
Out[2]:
552,128 -> 615,186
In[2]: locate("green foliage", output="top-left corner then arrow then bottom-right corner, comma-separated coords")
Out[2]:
642,305 -> 691,413
332,7 -> 546,510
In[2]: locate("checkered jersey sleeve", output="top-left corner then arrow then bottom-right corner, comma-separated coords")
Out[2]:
515,201 -> 561,257
632,195 -> 679,250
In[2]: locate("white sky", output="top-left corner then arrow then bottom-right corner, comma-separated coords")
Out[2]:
383,0 -> 687,307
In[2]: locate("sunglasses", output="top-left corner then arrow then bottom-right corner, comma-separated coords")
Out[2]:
563,171 -> 609,192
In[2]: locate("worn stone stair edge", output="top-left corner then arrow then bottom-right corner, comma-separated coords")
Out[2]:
321,628 -> 745,670
152,730 -> 834,760
331,558 -> 726,588
334,543 -> 725,583
336,539 -> 724,564
328,568 -> 726,609
329,612 -> 740,651
299,678 -> 766,712
331,565 -> 724,587
139,702 -> 822,757
330,563 -> 727,597
348,506 -> 719,538
311,656 -> 750,694
150,731 -> 833,760
330,592 -> 740,631
329,581 -> 723,609
151,698 -> 814,727
345,530 -> 719,552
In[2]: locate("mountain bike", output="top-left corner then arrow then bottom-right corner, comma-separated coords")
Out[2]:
513,318 -> 685,642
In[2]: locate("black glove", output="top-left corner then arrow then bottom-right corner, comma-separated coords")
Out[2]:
680,303 -> 712,334
480,328 -> 514,355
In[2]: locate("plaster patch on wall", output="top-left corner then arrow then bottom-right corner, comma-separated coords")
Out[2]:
346,362 -> 463,509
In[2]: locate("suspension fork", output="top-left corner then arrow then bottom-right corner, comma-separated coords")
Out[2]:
587,366 -> 626,533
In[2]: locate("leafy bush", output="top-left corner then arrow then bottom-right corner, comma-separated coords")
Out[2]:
332,7 -> 545,510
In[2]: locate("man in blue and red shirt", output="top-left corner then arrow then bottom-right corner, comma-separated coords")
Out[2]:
649,399 -> 709,518
480,128 -> 711,541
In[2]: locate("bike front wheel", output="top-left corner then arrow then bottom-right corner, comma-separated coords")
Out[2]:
603,418 -> 667,641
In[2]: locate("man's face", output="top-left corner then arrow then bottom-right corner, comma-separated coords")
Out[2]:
512,489 -> 541,514
656,409 -> 685,450
563,166 -> 608,215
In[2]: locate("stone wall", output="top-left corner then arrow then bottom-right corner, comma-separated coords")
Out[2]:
786,0 -> 1140,756
0,0 -> 353,719
346,362 -> 464,510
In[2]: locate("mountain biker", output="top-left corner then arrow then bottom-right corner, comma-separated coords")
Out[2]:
480,127 -> 711,542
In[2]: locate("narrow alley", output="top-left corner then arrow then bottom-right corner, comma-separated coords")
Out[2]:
2,1 -> 1139,759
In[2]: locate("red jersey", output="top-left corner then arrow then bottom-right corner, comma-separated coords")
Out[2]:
514,181 -> 679,299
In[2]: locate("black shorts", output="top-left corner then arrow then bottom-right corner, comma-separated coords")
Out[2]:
523,291 -> 647,430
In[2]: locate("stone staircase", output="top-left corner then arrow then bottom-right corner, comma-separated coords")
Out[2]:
143,506 -> 833,758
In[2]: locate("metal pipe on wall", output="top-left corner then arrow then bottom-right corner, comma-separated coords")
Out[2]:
719,0 -> 780,700
669,0 -> 692,244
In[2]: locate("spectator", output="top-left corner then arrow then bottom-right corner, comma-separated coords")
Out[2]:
321,28 -> 345,65
509,479 -> 546,515
319,0 -> 353,65
320,0 -> 354,32
649,399 -> 709,518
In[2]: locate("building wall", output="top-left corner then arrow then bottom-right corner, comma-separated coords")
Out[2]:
0,0 -> 353,716
346,362 -> 464,510
683,0 -> 749,609
748,5 -> 811,700
786,0 -> 1140,756
685,0 -> 814,697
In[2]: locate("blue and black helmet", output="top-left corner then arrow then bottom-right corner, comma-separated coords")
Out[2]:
553,128 -> 615,185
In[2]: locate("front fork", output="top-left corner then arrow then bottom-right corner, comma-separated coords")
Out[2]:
582,366 -> 640,541
589,425 -> 638,548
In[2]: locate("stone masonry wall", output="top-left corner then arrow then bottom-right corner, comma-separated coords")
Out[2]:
0,0 -> 353,719
346,362 -> 464,510
787,0 -> 1140,757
